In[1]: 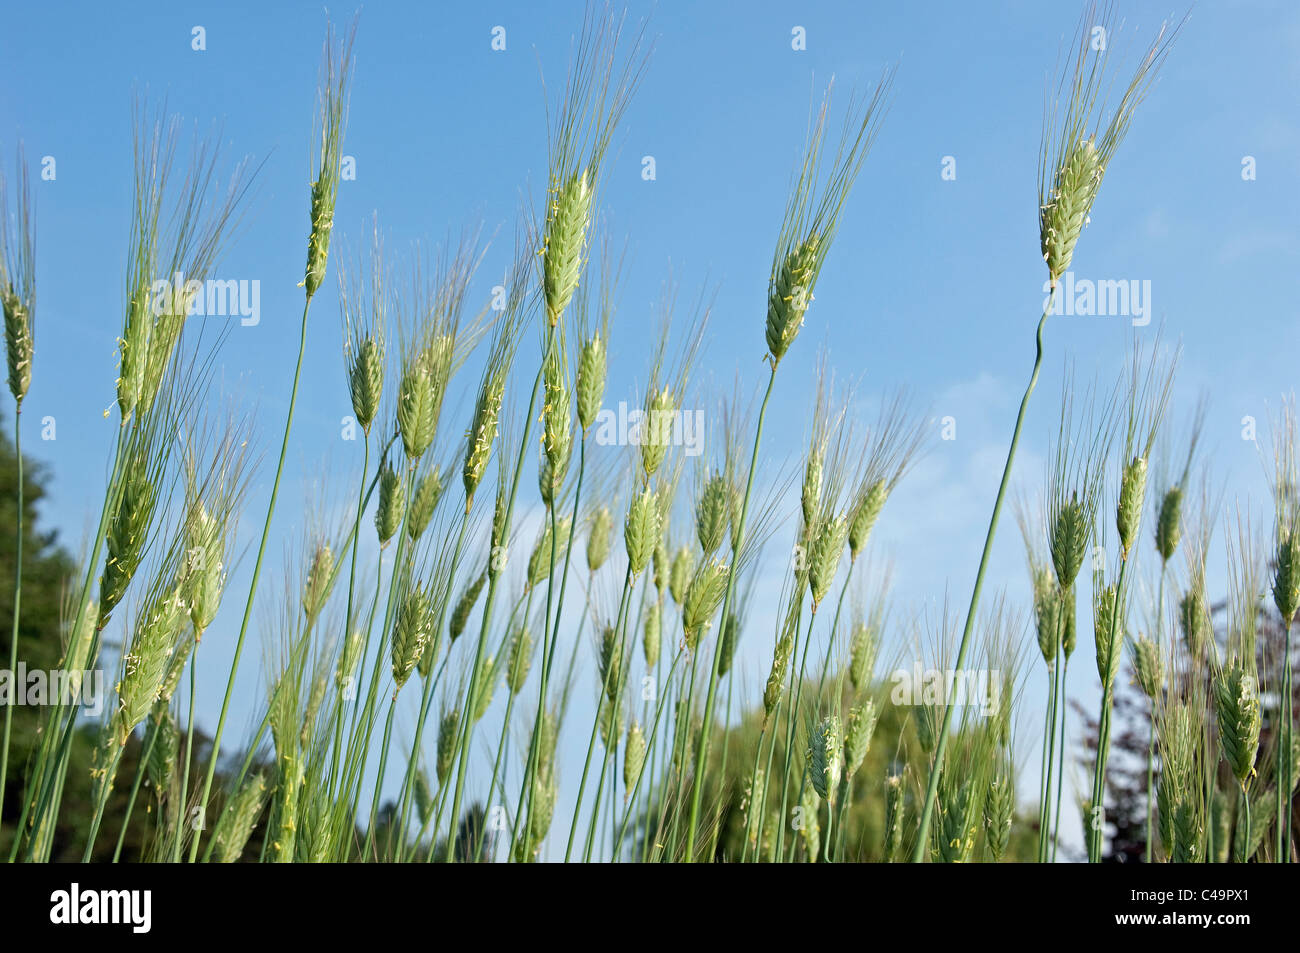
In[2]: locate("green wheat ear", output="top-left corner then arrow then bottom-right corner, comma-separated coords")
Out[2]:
985,770 -> 1014,861
1116,456 -> 1148,554
849,618 -> 879,692
806,714 -> 843,803
586,506 -> 613,573
1,148 -> 35,405
470,655 -> 500,723
807,512 -> 850,609
1031,564 -> 1060,664
668,544 -> 694,604
642,599 -> 661,669
1156,485 -> 1184,562
543,167 -> 594,325
304,22 -> 355,299
1038,4 -> 1177,288
506,626 -> 534,695
211,773 -> 268,863
848,478 -> 887,557
763,626 -> 794,725
116,582 -> 187,746
526,516 -> 571,588
717,611 -> 740,677
1132,635 -> 1163,699
624,487 -> 660,576
623,720 -> 646,793
765,235 -> 820,365
695,471 -> 730,556
436,708 -> 460,786
1039,135 -> 1099,286
764,72 -> 893,367
449,570 -> 488,643
883,774 -> 905,861
339,230 -> 387,435
406,466 -> 443,542
391,582 -> 434,689
375,460 -> 405,545
598,624 -> 623,704
797,783 -> 821,860
536,6 -> 647,331
335,627 -> 364,689
681,559 -> 729,651
301,540 -> 335,626
844,699 -> 878,779
935,772 -> 978,863
100,419 -> 169,627
1274,527 -> 1300,624
576,332 -> 607,431
1092,581 -> 1122,690
146,709 -> 178,796
1214,661 -> 1261,784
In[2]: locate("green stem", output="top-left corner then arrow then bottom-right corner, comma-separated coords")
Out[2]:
1051,657 -> 1069,863
445,349 -> 541,862
615,648 -> 684,853
172,634 -> 199,862
911,295 -> 1054,862
14,424 -> 127,862
1037,665 -> 1056,861
1145,718 -> 1155,863
775,601 -> 813,861
472,588 -> 531,860
564,565 -> 633,860
361,698 -> 398,860
189,296 -> 314,861
1238,782 -> 1250,863
816,557 -> 857,689
780,602 -> 820,862
685,362 -> 778,861
394,509 -> 470,858
0,407 -> 22,827
1280,619 -> 1293,862
81,744 -> 124,863
328,431 -> 370,796
112,717 -> 160,863
1088,558 -> 1129,862
739,727 -> 766,864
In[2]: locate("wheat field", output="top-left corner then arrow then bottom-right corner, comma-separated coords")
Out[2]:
0,2 -> 1295,868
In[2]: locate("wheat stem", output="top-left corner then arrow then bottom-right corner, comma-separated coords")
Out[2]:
615,647 -> 684,851
189,297 -> 312,862
1051,655 -> 1070,863
913,292 -> 1055,862
326,430 -> 370,798
111,716 -> 161,863
0,408 -> 22,826
1088,559 -> 1130,861
13,424 -> 127,862
171,636 -> 199,862
685,362 -> 777,860
564,564 -> 632,860
81,744 -> 124,863
1036,664 -> 1055,860
1280,619 -> 1294,861
473,588 -> 532,859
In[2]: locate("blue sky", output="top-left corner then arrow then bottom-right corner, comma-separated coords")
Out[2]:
2,1 -> 1298,857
